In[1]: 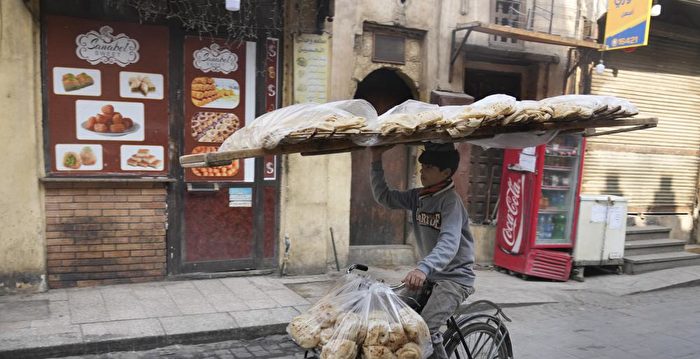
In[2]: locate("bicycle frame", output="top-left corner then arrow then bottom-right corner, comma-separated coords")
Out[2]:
444,300 -> 514,359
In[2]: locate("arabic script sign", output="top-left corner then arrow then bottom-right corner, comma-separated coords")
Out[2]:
604,0 -> 652,50
75,26 -> 140,66
193,44 -> 239,74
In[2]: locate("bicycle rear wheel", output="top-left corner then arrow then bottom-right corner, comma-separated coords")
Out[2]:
445,322 -> 510,359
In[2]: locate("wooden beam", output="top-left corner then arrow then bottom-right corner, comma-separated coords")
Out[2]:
458,21 -> 604,50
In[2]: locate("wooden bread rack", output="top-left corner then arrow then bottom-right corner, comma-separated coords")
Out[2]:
180,116 -> 658,168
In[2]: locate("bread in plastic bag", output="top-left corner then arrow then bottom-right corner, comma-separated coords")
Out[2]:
325,282 -> 432,358
354,100 -> 442,146
321,338 -> 358,359
362,345 -> 397,359
287,274 -> 368,349
398,307 -> 429,344
372,100 -> 442,135
396,342 -> 422,359
218,100 -> 376,152
288,274 -> 433,358
288,313 -> 321,348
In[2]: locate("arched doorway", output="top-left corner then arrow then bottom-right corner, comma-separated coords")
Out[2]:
350,68 -> 416,246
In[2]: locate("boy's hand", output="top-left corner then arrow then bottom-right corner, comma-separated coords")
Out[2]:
369,145 -> 394,162
402,269 -> 426,290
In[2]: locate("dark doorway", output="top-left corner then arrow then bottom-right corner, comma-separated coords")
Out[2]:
350,68 -> 415,245
463,69 -> 522,223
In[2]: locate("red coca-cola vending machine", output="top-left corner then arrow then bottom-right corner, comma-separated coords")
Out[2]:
493,134 -> 585,281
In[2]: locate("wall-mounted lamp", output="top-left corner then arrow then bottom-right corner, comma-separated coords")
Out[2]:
595,60 -> 606,74
650,3 -> 662,17
225,0 -> 240,12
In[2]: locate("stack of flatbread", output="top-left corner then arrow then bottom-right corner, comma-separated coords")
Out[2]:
376,110 -> 443,135
538,95 -> 637,121
217,95 -> 639,153
219,101 -> 372,151
437,94 -> 518,137
501,100 -> 553,125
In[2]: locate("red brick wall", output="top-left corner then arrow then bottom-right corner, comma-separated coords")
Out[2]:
44,182 -> 168,288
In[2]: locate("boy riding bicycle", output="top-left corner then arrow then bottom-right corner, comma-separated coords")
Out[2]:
369,143 -> 476,359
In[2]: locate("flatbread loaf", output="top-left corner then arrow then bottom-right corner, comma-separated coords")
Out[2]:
320,338 -> 358,359
288,313 -> 321,349
396,342 -> 422,359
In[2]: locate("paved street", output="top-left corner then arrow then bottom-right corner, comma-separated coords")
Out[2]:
54,285 -> 700,359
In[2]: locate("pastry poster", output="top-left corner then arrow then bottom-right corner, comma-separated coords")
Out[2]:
184,37 -> 248,182
45,16 -> 169,175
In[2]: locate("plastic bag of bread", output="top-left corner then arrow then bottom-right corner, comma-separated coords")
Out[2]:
287,273 -> 371,349
288,274 -> 432,359
218,100 -> 377,151
319,281 -> 432,359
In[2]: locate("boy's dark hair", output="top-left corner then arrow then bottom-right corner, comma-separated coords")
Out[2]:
418,142 -> 460,177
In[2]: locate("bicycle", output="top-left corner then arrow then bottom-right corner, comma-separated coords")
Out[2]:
303,264 -> 514,359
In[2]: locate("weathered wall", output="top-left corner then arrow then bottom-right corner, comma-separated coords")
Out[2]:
279,153 -> 352,274
280,0 -> 588,274
0,0 -> 46,294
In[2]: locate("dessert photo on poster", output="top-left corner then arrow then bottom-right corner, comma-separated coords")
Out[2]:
55,144 -> 103,171
53,67 -> 101,96
120,145 -> 164,171
119,71 -> 164,99
191,112 -> 239,143
190,146 -> 240,177
190,77 -> 240,109
75,100 -> 145,141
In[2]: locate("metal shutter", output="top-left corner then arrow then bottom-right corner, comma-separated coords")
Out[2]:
583,35 -> 700,213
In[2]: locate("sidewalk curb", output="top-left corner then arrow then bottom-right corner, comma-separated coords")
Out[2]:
0,323 -> 288,359
627,278 -> 700,295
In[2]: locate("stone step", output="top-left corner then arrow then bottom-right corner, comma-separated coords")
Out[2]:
348,245 -> 416,267
624,238 -> 687,256
623,251 -> 700,274
625,225 -> 671,241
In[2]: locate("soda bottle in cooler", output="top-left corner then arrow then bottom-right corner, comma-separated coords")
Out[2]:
537,214 -> 546,236
553,214 -> 566,239
547,215 -> 555,240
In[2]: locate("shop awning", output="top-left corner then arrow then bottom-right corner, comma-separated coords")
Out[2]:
450,21 -> 604,82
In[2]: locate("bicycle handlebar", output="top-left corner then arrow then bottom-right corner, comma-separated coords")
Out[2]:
346,263 -> 368,273
346,263 -> 405,291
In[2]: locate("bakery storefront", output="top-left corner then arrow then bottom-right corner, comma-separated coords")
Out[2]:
41,2 -> 281,288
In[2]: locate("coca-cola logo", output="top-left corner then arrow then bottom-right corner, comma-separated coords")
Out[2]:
502,174 -> 525,253
193,44 -> 238,74
75,26 -> 140,67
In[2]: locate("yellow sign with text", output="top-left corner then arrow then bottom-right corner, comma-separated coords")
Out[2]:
604,0 -> 652,50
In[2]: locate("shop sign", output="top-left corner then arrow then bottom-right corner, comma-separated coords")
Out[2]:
46,16 -> 169,176
604,0 -> 652,50
265,38 -> 279,113
264,38 -> 279,181
228,187 -> 252,207
193,44 -> 239,74
76,26 -> 140,66
293,34 -> 329,103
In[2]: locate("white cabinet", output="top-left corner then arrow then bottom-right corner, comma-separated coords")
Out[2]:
573,195 -> 627,278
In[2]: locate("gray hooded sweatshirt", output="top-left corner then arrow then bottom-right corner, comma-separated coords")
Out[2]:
371,160 -> 475,288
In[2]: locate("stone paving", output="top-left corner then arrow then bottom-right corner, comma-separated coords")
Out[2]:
52,285 -> 700,359
1,265 -> 700,358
